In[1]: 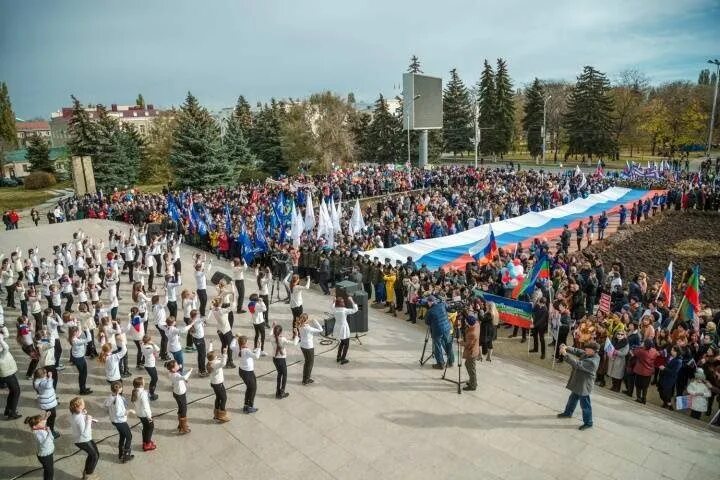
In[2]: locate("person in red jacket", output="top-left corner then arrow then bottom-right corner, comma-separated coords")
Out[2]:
632,339 -> 658,404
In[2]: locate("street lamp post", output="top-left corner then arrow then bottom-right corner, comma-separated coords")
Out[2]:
706,59 -> 720,158
541,95 -> 552,165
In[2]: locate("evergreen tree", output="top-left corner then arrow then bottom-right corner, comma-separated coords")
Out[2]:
93,105 -> 128,190
408,55 -> 423,74
477,60 -> 497,156
249,100 -> 287,175
347,92 -> 356,105
225,97 -> 257,180
564,66 -> 617,159
367,94 -> 402,164
136,93 -> 145,107
442,68 -> 473,155
169,92 -> 230,189
0,82 -> 18,150
233,95 -> 253,137
349,111 -> 372,163
493,58 -> 515,157
698,69 -> 710,86
117,122 -> 143,185
522,78 -> 544,160
26,134 -> 54,173
67,95 -> 98,157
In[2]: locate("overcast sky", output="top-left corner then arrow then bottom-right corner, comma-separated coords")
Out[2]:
1,0 -> 718,119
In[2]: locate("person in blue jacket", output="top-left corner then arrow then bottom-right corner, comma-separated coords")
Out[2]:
424,296 -> 454,370
658,346 -> 682,409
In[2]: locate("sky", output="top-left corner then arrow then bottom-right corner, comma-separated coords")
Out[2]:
1,0 -> 718,119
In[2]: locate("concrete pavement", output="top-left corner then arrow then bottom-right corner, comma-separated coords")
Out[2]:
0,219 -> 718,480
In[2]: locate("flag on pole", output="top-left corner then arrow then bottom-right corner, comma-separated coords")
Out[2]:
604,338 -> 615,356
579,171 -> 587,190
595,160 -> 604,177
677,266 -> 701,330
656,261 -> 673,306
254,216 -> 269,252
330,197 -> 341,232
349,199 -> 365,235
224,204 -> 232,233
304,194 -> 315,232
478,292 -> 533,329
511,255 -> 550,299
239,221 -> 255,264
290,202 -> 304,247
468,227 -> 498,266
574,165 -> 582,177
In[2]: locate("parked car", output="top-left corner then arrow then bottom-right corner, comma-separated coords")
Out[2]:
0,177 -> 19,187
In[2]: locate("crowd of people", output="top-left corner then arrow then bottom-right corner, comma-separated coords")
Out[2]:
0,226 -> 352,480
3,161 -> 720,477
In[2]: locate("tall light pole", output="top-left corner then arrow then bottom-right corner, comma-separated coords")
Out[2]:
706,59 -> 720,158
407,94 -> 421,165
474,101 -> 479,169
541,95 -> 552,165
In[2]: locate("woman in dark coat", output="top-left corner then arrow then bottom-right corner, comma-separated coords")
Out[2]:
478,301 -> 498,362
658,346 -> 682,409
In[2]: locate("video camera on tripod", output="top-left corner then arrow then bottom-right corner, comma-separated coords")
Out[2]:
270,252 -> 291,280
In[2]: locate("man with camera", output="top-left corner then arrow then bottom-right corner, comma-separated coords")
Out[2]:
424,296 -> 454,370
557,341 -> 600,430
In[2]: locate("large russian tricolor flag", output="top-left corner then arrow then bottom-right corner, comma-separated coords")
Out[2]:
365,187 -> 656,270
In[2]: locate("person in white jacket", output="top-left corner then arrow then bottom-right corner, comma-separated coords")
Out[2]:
141,335 -> 160,401
166,360 -> 193,434
206,342 -> 229,422
297,313 -> 324,385
230,335 -> 261,414
271,323 -> 298,399
104,382 -> 134,463
248,294 -> 268,353
332,296 -> 358,365
69,396 -> 99,479
131,377 -> 156,451
284,273 -> 311,326
687,368 -> 712,420
99,343 -> 128,384
0,333 -> 21,419
125,308 -> 146,369
209,298 -> 235,368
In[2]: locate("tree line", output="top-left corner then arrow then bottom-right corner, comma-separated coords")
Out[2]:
1,56 -> 718,190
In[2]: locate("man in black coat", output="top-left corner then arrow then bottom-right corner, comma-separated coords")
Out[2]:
531,297 -> 549,359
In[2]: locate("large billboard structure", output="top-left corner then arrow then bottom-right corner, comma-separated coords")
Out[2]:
403,73 -> 442,167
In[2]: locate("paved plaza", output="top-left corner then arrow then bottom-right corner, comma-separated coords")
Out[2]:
1,220 -> 718,480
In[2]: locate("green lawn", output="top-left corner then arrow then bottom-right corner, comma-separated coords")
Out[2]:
0,180 -> 72,211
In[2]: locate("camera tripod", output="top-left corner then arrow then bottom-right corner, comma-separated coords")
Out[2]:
419,327 -> 434,365
441,328 -> 463,395
269,274 -> 288,305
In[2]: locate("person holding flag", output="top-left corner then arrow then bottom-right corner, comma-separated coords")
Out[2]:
468,227 -> 498,266
656,261 -> 673,306
676,266 -> 700,331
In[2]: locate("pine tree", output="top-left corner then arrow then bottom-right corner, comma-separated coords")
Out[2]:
67,95 -> 98,157
233,95 -> 253,137
522,78 -> 544,160
26,134 -> 54,173
225,97 -> 257,181
564,66 -> 617,159
249,100 -> 287,175
494,58 -> 515,157
442,68 -> 473,155
408,55 -> 423,74
349,111 -> 372,163
169,92 -> 230,189
93,105 -> 128,190
118,122 -> 143,185
367,94 -> 402,164
698,69 -> 710,86
136,94 -> 145,107
477,60 -> 497,156
0,82 -> 18,151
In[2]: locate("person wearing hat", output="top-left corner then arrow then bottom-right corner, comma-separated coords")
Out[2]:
424,296 -> 454,370
557,341 -> 600,430
462,309 -> 480,391
686,368 -> 712,420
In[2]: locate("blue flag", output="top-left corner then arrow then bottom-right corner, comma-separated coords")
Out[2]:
255,216 -> 269,252
239,222 -> 255,264
224,205 -> 232,233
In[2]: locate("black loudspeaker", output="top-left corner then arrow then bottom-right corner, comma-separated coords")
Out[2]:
210,271 -> 232,286
348,290 -> 368,333
146,223 -> 162,238
323,316 -> 336,336
336,280 -> 361,300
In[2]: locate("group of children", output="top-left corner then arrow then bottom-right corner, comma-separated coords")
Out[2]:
0,226 -> 334,480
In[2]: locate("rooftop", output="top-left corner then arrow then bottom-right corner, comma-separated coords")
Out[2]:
15,120 -> 50,131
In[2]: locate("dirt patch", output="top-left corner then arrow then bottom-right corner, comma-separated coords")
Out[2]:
582,210 -> 720,306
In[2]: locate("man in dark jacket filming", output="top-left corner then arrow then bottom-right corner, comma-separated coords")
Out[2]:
425,296 -> 454,370
557,341 -> 600,430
